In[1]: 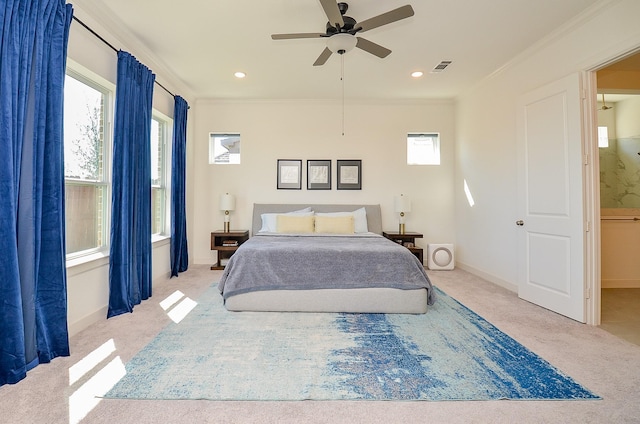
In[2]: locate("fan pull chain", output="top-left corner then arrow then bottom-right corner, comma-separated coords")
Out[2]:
341,54 -> 345,136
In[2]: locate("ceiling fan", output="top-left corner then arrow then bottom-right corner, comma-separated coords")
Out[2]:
271,1 -> 414,66
599,93 -> 613,110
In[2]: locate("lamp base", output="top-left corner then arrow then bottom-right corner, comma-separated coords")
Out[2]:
399,223 -> 405,234
224,222 -> 230,232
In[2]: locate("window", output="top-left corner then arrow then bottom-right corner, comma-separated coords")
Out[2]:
151,113 -> 170,236
407,133 -> 440,165
64,72 -> 110,256
598,126 -> 609,148
209,133 -> 240,164
64,64 -> 170,258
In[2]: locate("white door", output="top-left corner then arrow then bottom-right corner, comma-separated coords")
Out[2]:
516,73 -> 586,322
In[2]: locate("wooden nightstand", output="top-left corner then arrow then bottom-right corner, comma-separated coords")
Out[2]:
382,231 -> 424,264
211,230 -> 249,270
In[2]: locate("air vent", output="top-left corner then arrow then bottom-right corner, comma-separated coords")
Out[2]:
431,60 -> 452,73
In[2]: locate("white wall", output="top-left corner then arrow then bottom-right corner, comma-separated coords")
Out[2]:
455,0 -> 640,289
65,1 -> 196,336
192,99 -> 456,265
615,96 -> 640,137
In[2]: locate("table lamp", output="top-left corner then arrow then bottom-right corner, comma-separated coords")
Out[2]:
394,194 -> 411,234
219,193 -> 235,232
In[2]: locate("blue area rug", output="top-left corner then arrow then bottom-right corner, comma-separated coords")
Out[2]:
105,285 -> 599,401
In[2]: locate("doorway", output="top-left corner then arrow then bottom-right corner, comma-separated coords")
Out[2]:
595,51 -> 640,344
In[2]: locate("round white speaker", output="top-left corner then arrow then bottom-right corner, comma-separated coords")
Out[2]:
427,244 -> 455,270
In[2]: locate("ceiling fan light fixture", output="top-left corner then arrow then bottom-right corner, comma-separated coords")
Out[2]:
326,33 -> 357,54
599,93 -> 612,110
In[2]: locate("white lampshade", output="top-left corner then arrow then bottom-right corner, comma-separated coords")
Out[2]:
219,193 -> 235,211
394,194 -> 411,213
326,33 -> 357,54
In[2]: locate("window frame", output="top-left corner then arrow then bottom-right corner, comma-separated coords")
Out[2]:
64,63 -> 114,261
407,132 -> 441,165
209,133 -> 241,164
151,111 -> 172,238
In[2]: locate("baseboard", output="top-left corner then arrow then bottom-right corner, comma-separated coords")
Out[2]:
68,272 -> 174,338
194,256 -> 215,266
602,279 -> 640,289
68,306 -> 108,338
155,270 -> 172,283
456,262 -> 518,293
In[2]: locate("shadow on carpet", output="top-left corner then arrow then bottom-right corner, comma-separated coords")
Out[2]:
104,285 -> 600,401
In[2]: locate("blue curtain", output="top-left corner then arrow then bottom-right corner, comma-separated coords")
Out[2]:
108,51 -> 155,318
0,0 -> 73,386
170,96 -> 189,277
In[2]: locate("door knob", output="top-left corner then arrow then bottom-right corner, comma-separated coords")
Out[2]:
516,220 -> 524,226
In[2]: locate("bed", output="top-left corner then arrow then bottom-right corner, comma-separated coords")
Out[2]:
217,204 -> 434,313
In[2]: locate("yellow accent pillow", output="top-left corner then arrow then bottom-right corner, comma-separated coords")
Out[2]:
314,215 -> 355,234
276,214 -> 315,233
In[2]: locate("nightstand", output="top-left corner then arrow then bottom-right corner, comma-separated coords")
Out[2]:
210,230 -> 249,270
382,231 -> 424,264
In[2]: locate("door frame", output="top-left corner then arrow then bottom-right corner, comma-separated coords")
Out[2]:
583,70 -> 600,326
583,46 -> 640,326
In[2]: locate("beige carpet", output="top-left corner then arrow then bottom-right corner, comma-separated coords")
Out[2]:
2,265 -> 640,424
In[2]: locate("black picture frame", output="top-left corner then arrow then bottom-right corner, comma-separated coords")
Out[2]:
277,159 -> 302,190
336,159 -> 362,190
307,160 -> 331,190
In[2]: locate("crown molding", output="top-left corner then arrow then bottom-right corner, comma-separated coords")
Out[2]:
465,0 -> 623,96
70,0 -> 195,102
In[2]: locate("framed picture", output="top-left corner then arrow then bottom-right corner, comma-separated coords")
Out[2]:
337,159 -> 362,190
307,160 -> 331,190
277,159 -> 302,189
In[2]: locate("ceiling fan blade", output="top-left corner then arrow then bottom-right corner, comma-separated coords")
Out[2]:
356,37 -> 391,58
271,33 -> 325,40
319,0 -> 344,28
313,47 -> 333,66
357,5 -> 414,32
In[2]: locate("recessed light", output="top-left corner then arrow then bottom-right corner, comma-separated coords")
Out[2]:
234,71 -> 246,79
411,71 -> 423,78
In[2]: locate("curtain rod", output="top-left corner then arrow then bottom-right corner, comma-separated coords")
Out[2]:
72,15 -> 177,99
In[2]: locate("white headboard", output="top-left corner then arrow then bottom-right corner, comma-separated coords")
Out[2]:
251,204 -> 383,236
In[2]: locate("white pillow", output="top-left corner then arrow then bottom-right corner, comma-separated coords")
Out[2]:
259,208 -> 313,232
315,207 -> 368,233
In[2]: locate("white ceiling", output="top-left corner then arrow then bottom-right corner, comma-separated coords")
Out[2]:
81,0 -> 602,101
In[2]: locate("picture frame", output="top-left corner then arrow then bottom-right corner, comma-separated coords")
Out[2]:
277,159 -> 302,190
336,159 -> 362,190
307,160 -> 331,190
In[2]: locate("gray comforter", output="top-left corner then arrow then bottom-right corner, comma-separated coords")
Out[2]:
218,233 -> 434,305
